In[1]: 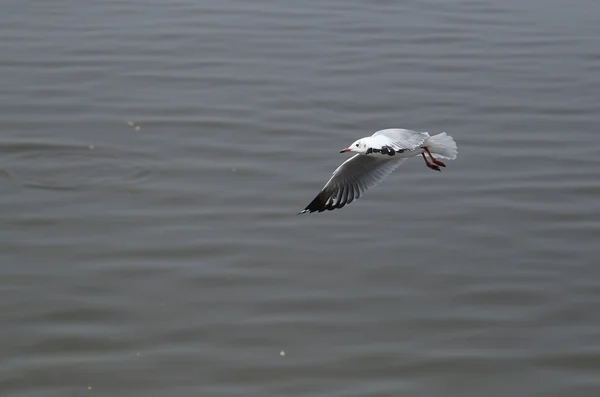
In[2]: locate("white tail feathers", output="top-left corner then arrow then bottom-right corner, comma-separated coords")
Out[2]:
424,132 -> 457,160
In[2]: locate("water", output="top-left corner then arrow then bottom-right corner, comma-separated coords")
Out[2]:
1,0 -> 600,396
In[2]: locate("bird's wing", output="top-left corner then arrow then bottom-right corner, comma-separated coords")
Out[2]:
370,128 -> 429,151
299,154 -> 407,214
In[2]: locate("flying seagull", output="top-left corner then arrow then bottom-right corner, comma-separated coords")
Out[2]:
298,128 -> 458,214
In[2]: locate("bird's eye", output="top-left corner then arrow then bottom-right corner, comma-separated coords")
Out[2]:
355,143 -> 359,147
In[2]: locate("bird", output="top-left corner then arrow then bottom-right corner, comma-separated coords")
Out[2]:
298,128 -> 458,214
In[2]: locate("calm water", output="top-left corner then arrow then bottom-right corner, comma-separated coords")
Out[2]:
1,1 -> 600,396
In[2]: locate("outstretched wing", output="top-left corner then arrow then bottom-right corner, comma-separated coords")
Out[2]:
299,154 -> 406,214
370,128 -> 429,151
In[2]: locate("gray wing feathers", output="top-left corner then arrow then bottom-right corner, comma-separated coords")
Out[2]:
299,155 -> 406,214
371,128 -> 429,151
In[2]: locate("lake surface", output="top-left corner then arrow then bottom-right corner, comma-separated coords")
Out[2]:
1,1 -> 600,396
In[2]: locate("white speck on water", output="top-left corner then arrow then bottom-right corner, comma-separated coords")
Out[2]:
127,121 -> 134,126
88,145 -> 95,150
280,350 -> 286,356
134,125 -> 140,131
87,386 -> 92,391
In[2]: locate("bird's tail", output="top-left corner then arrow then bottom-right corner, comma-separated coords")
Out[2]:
424,132 -> 457,160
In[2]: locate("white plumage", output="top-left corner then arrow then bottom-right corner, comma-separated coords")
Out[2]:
299,128 -> 458,214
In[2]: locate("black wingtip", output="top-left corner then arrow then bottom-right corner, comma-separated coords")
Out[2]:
299,188 -> 338,215
298,206 -> 314,215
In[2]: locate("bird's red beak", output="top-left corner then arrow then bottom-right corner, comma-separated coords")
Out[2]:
340,148 -> 351,153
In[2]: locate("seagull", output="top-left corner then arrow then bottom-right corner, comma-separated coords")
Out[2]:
298,128 -> 458,214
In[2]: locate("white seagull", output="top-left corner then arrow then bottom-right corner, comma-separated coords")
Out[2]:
298,128 -> 458,214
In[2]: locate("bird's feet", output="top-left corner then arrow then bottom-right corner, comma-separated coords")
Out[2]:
422,153 -> 441,171
423,147 -> 445,167
430,158 -> 446,167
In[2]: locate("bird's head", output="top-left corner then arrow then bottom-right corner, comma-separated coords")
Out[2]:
340,138 -> 369,154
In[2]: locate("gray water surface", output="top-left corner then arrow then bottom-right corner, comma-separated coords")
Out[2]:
2,1 -> 600,396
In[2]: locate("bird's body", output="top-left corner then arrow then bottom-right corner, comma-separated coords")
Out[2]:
299,128 -> 458,214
